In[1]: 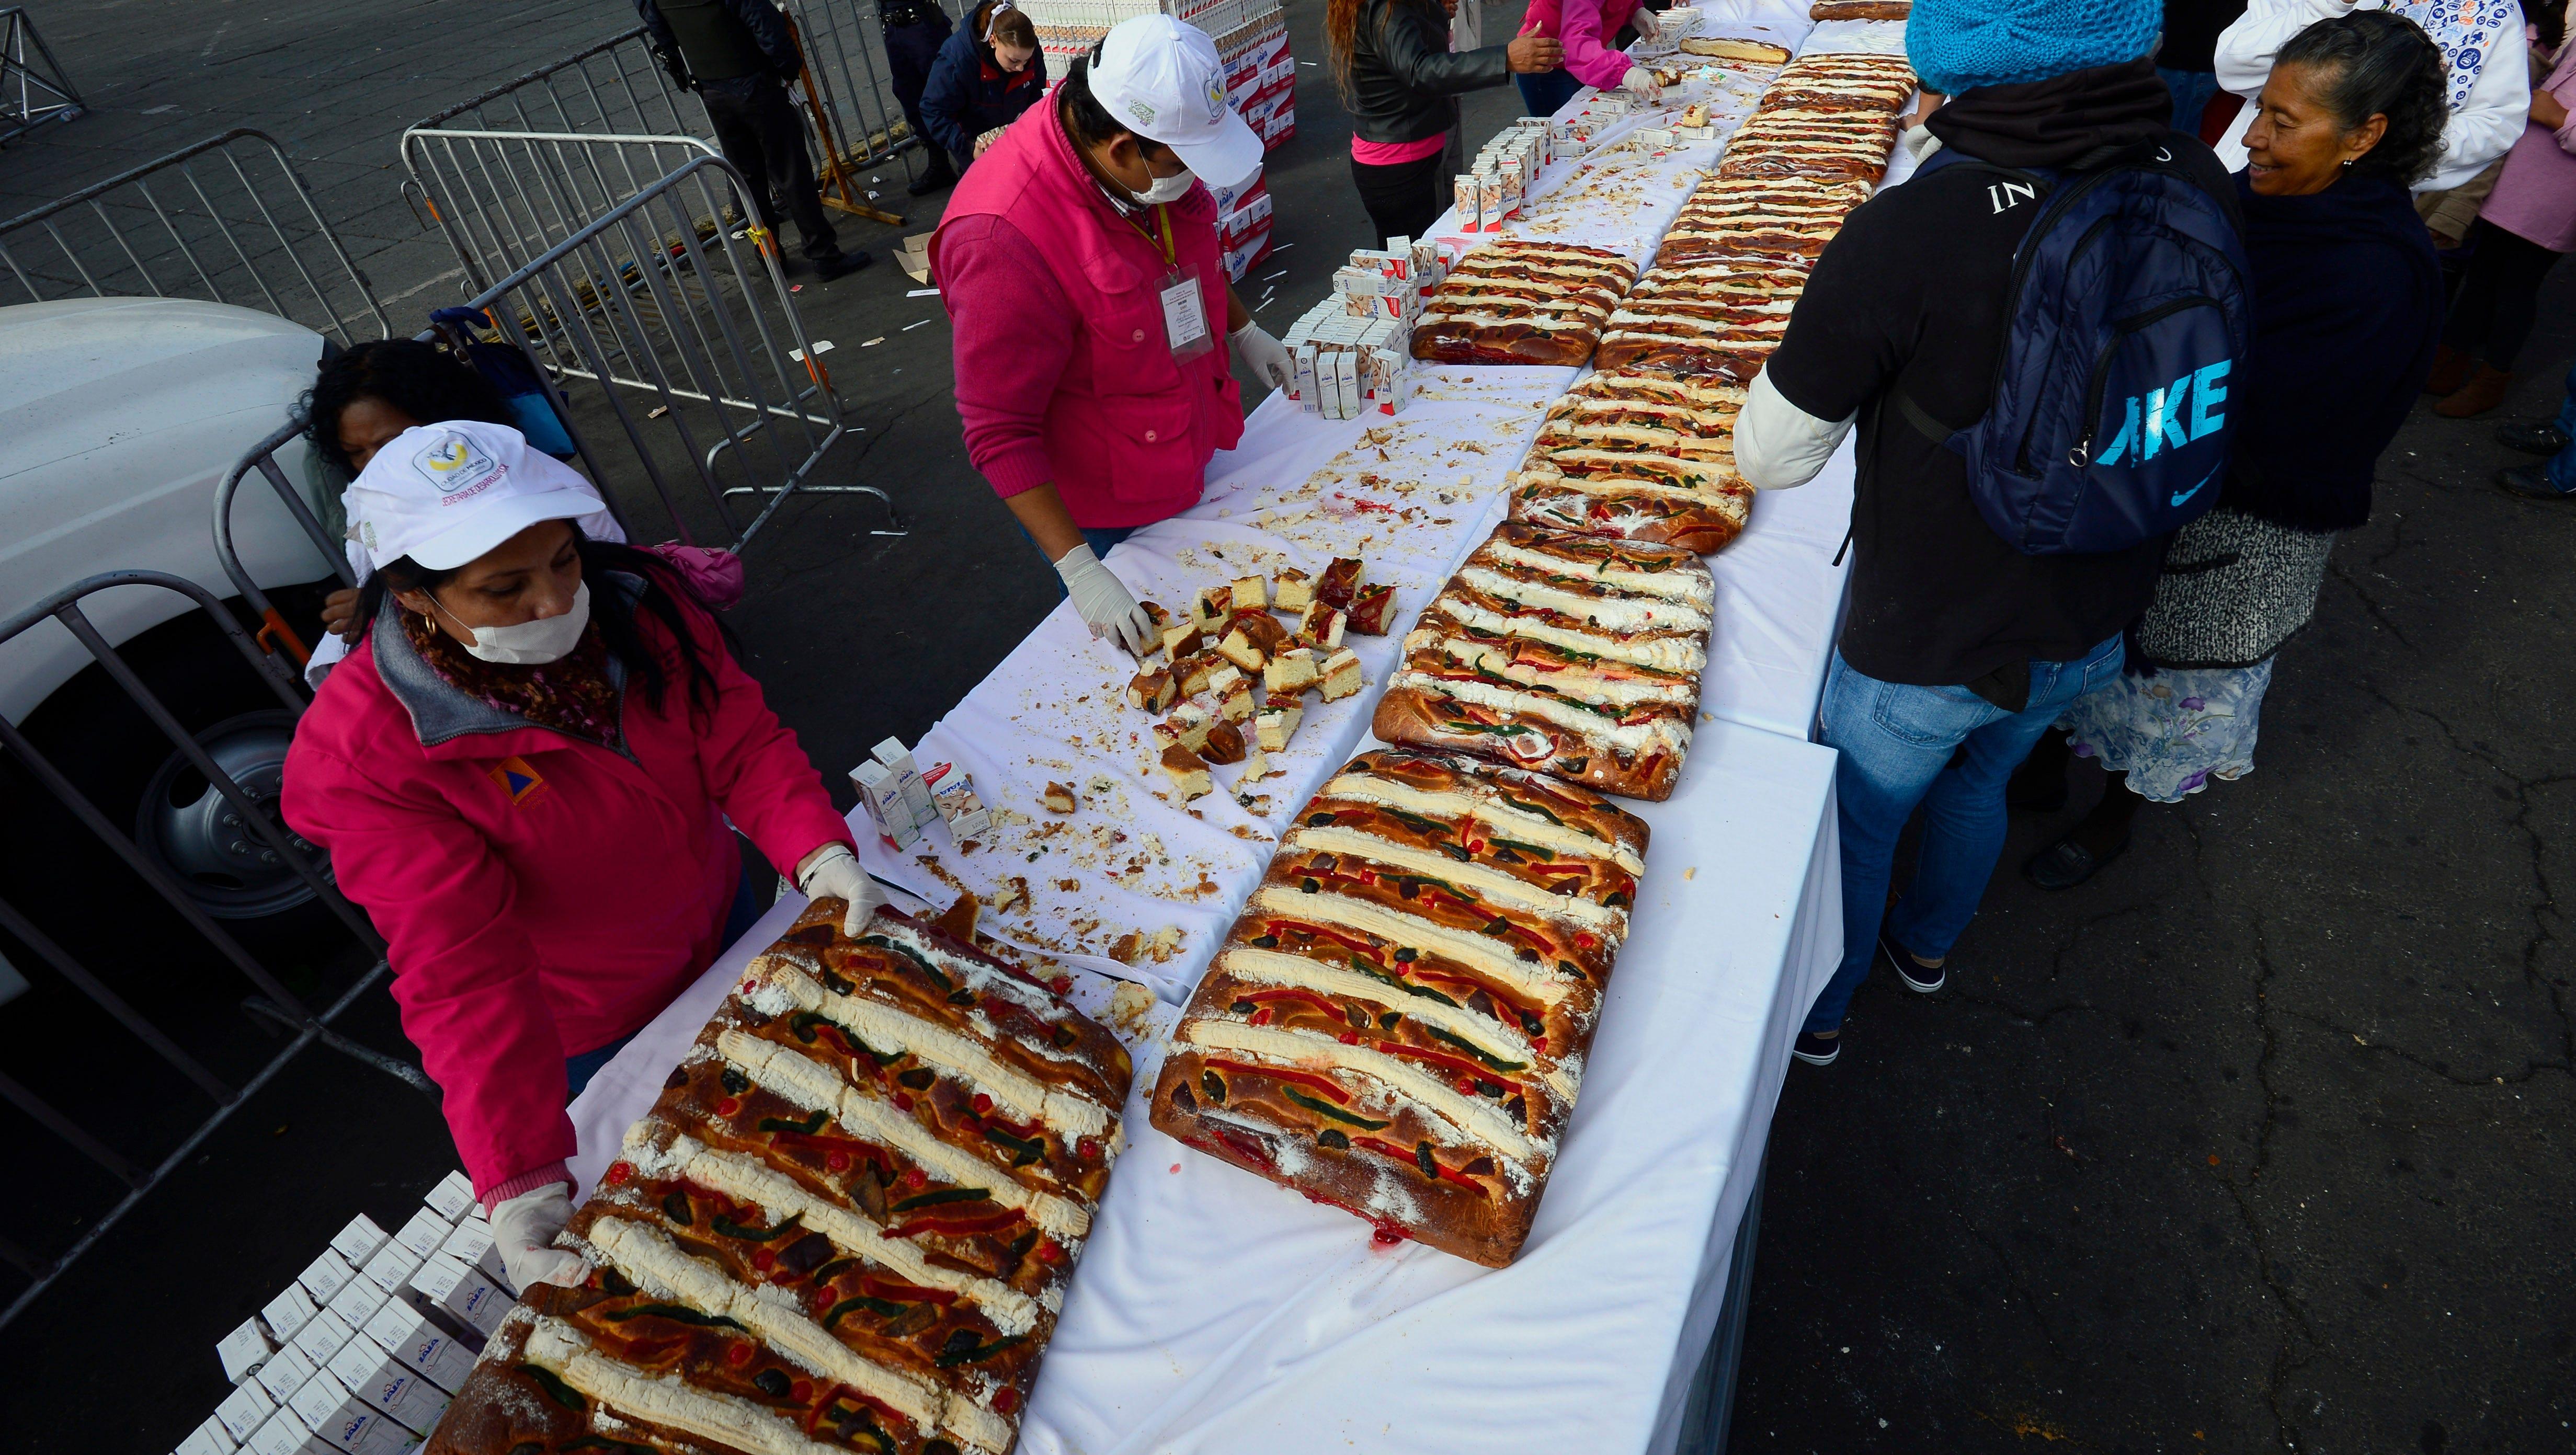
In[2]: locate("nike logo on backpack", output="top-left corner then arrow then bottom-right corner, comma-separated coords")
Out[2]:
2170,468 -> 2218,508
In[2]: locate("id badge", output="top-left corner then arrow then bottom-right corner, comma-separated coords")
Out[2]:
1159,266 -> 1215,360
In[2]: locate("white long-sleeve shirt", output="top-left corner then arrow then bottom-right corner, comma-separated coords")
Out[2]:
2210,0 -> 2530,193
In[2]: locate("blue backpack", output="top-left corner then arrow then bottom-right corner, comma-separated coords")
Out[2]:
1902,143 -> 2253,555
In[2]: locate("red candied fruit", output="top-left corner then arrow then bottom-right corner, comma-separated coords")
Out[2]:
825,1150 -> 851,1171
902,1167 -> 927,1189
994,1388 -> 1020,1414
1048,975 -> 1073,993
893,1093 -> 914,1112
1034,1239 -> 1063,1264
715,1097 -> 741,1117
791,1379 -> 812,1403
752,1248 -> 776,1271
726,1341 -> 753,1366
604,1161 -> 634,1186
972,1093 -> 993,1114
1338,1030 -> 1360,1046
1455,1076 -> 1478,1094
1076,1138 -> 1101,1161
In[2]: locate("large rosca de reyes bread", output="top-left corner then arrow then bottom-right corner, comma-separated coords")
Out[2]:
424,905 -> 1132,1455
1148,748 -> 1649,1266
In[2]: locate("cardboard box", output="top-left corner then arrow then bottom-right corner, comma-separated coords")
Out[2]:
436,1217 -> 509,1293
363,1301 -> 478,1394
253,1344 -> 320,1405
260,1284 -> 319,1346
420,1172 -> 476,1223
326,1275 -> 386,1335
871,738 -> 940,837
388,1209 -> 450,1263
851,760 -> 921,850
243,1408 -> 333,1455
219,1316 -> 275,1384
178,1414 -> 240,1455
288,1370 -> 420,1455
328,1216 -> 391,1270
287,1307 -> 355,1368
359,1240 -> 424,1297
895,230 -> 936,287
296,1250 -> 357,1308
1454,173 -> 1482,231
328,1334 -> 454,1435
216,1380 -> 279,1444
925,763 -> 993,840
408,1253 -> 511,1339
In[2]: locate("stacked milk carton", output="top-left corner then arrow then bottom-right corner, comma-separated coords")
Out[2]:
1454,118 -> 1558,233
183,1173 -> 507,1455
853,736 -> 993,849
1280,237 -> 1447,419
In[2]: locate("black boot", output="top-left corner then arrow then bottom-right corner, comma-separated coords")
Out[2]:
907,151 -> 958,197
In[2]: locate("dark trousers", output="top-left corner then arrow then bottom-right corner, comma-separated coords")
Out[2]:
1350,149 -> 1450,250
697,73 -> 842,261
2445,219 -> 2566,371
1515,67 -> 1583,118
883,14 -> 955,176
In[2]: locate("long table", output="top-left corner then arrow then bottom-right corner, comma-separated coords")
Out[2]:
566,6 -> 1902,1449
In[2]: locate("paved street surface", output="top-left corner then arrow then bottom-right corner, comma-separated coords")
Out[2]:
3,2 -> 2571,1451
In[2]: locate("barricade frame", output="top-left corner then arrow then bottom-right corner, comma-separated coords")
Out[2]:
0,126 -> 391,344
0,571 -> 424,1331
0,5 -> 81,145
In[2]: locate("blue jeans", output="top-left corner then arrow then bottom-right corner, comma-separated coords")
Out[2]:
2157,67 -> 2220,135
2545,356 -> 2576,492
564,858 -> 768,1097
1805,637 -> 2126,1035
1516,69 -> 1583,118
1020,523 -> 1141,599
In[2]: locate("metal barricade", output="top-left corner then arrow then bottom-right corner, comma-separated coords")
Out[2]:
280,148 -> 891,564
783,0 -> 958,210
0,5 -> 81,145
0,572 -> 422,1331
0,127 -> 390,344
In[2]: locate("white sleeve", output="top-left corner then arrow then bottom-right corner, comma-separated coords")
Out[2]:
2419,46 -> 2534,192
1735,370 -> 1853,491
2213,0 -> 2353,97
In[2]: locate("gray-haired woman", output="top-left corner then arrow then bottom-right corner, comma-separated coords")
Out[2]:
2019,9 -> 2449,886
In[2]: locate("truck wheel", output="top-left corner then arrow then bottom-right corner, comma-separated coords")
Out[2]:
131,709 -> 327,920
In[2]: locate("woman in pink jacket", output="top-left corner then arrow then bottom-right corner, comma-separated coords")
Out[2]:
1515,0 -> 1663,117
281,420 -> 881,1292
2429,6 -> 2576,417
933,16 -> 1293,655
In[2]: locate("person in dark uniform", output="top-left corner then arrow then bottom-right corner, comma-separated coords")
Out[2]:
640,0 -> 871,278
882,0 -> 961,196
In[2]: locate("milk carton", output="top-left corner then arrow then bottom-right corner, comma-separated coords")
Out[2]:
216,1380 -> 279,1444
420,1172 -> 476,1223
327,1336 -> 453,1436
407,1253 -> 511,1339
287,1370 -> 421,1454
287,1307 -> 355,1368
871,738 -> 939,831
362,1300 -> 478,1394
218,1316 -> 275,1384
850,760 -> 921,850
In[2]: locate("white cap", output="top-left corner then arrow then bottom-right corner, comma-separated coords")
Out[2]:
1089,15 -> 1263,192
345,420 -> 608,572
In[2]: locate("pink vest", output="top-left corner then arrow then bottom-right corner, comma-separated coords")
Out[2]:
932,102 -> 1244,524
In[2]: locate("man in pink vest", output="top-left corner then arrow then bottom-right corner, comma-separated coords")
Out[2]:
933,15 -> 1294,655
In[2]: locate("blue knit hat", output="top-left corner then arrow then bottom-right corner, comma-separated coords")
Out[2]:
1905,0 -> 2163,95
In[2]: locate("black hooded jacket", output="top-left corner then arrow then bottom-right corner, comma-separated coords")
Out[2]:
1764,59 -> 2241,696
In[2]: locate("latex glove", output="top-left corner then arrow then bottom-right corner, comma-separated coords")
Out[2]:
797,843 -> 886,936
1054,542 -> 1154,656
489,1184 -> 587,1294
1901,122 -> 1942,163
1621,66 -> 1662,100
1629,6 -> 1660,41
1231,322 -> 1295,391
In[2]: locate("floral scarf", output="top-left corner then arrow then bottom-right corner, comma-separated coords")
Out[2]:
398,605 -> 624,747
2381,0 -> 2516,110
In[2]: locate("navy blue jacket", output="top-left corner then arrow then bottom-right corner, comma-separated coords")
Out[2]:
918,8 -> 1047,160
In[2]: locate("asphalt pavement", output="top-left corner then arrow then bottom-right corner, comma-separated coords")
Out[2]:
2,2 -> 2571,1451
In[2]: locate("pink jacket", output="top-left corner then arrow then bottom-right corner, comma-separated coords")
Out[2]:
281,575 -> 852,1201
1520,0 -> 1643,91
932,102 -> 1245,530
2481,39 -> 2576,253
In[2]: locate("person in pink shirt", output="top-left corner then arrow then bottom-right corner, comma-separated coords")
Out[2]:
2431,4 -> 2576,419
933,17 -> 1294,654
1327,0 -> 1560,247
281,420 -> 880,1294
1516,0 -> 1665,117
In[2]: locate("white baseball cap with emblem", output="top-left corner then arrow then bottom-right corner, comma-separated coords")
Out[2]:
344,419 -> 615,571
1088,14 -> 1264,192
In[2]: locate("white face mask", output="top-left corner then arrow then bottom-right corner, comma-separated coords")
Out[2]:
433,579 -> 591,665
1131,167 -> 1195,205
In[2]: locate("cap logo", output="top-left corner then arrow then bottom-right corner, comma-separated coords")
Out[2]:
1126,99 -> 1157,128
1204,74 -> 1226,121
410,432 -> 505,506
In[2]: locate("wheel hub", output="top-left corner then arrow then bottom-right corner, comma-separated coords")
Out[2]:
133,710 -> 329,920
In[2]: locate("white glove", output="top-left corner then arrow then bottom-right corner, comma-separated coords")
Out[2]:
1620,66 -> 1662,100
488,1184 -> 587,1294
1054,542 -> 1154,656
797,843 -> 886,936
1230,322 -> 1295,391
1629,6 -> 1660,40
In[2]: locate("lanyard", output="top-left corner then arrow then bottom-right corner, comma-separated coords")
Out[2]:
1124,203 -> 1177,268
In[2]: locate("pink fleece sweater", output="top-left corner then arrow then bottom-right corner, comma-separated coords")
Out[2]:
2481,39 -> 2576,254
1519,0 -> 1643,91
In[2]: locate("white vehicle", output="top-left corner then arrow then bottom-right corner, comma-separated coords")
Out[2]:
1,296 -> 349,921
